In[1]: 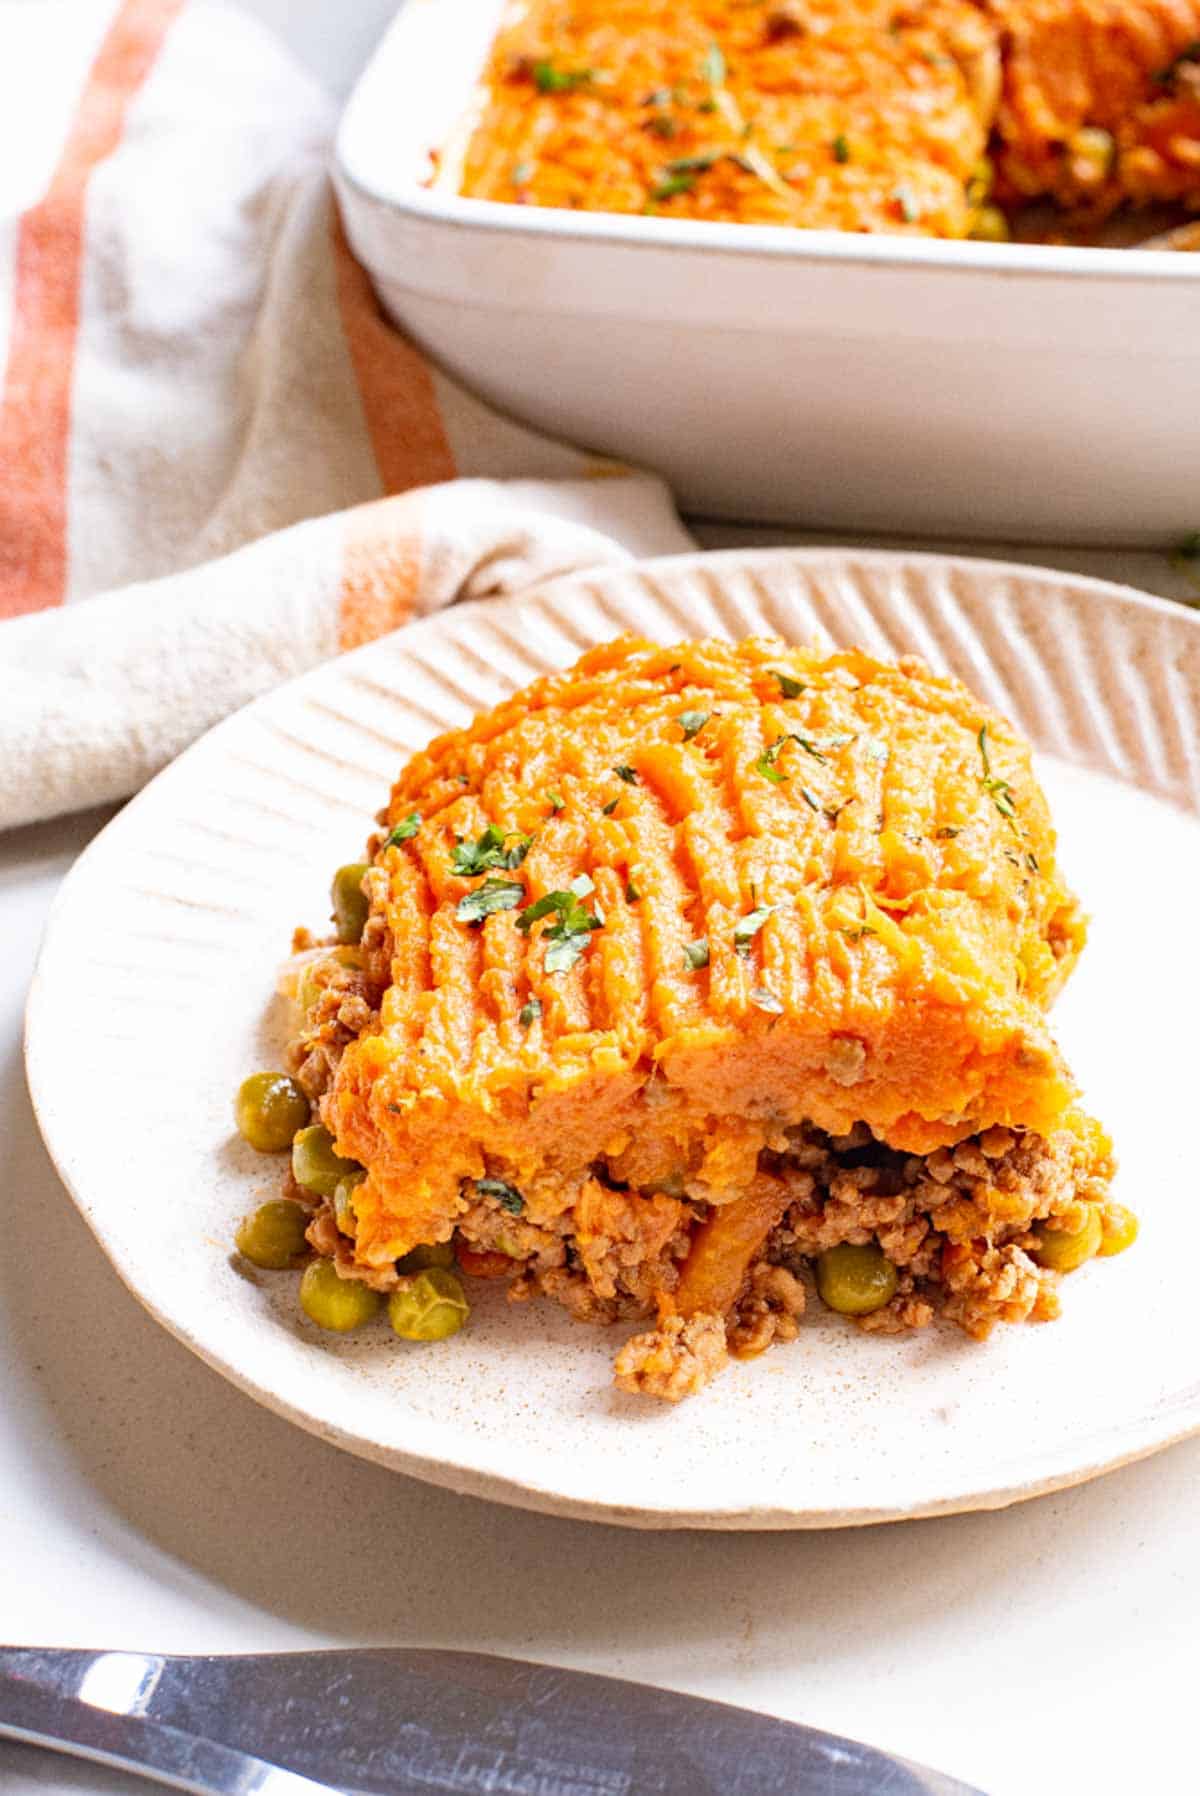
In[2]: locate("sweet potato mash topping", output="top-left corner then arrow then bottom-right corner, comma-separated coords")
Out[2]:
325,636 -> 1089,1268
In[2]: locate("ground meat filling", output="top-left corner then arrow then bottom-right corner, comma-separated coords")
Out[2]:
598,1118 -> 1111,1400
280,934 -> 1113,1400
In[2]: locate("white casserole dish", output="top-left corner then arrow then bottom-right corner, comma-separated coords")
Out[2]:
335,0 -> 1200,544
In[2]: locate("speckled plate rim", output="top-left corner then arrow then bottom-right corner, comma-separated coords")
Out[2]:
25,546 -> 1200,1530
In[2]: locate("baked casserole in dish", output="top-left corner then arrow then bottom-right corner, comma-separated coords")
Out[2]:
232,638 -> 1136,1401
458,0 -> 1200,241
334,0 -> 1200,541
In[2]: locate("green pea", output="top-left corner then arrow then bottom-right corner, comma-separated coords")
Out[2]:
333,1171 -> 364,1238
388,1268 -> 469,1342
234,1072 -> 310,1153
331,863 -> 370,944
299,1260 -> 383,1332
1033,1208 -> 1103,1273
292,1124 -> 360,1198
235,1199 -> 310,1269
816,1242 -> 898,1316
396,1240 -> 456,1273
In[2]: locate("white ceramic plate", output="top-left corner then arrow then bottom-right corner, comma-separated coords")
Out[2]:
26,549 -> 1200,1529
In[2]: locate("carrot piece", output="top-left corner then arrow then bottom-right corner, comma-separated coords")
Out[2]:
675,1181 -> 790,1319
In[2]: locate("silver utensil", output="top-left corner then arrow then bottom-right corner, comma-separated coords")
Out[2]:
0,1646 -> 984,1796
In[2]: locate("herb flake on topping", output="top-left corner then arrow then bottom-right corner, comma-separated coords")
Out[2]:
532,60 -> 595,93
799,786 -> 821,812
452,823 -> 532,876
683,938 -> 710,970
625,879 -> 641,903
613,764 -> 639,783
546,789 -> 566,812
756,735 -> 789,783
832,133 -> 851,164
651,172 -> 697,201
601,796 -> 620,815
734,904 -> 774,953
385,812 -> 421,847
456,876 -> 526,923
518,998 -> 542,1027
678,709 -> 710,741
750,985 -> 784,1014
476,1177 -> 525,1214
772,669 -> 804,698
517,875 -> 602,974
977,725 -> 1018,826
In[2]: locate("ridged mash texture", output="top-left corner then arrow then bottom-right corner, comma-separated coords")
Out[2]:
25,549 -> 1200,1527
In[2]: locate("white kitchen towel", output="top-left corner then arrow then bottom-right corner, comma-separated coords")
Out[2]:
0,0 -> 692,830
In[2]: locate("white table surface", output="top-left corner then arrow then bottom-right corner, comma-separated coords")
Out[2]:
5,6 -> 1200,1795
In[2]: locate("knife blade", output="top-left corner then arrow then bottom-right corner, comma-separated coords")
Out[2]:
0,1647 -> 984,1796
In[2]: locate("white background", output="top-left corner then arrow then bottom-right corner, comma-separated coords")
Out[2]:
2,4 -> 1198,1794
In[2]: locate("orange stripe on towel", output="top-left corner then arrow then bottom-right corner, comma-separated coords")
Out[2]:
0,0 -> 184,619
337,498 -> 425,653
330,206 -> 456,498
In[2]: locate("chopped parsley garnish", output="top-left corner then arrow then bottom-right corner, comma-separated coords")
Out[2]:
665,154 -> 720,175
756,735 -> 789,783
476,1177 -> 525,1214
625,879 -> 641,903
613,764 -> 639,783
601,796 -> 620,815
517,875 -> 602,974
645,114 -> 678,139
936,824 -> 961,840
799,786 -> 822,812
651,172 -> 696,201
756,729 -> 847,783
533,60 -> 595,93
518,998 -> 542,1027
452,823 -> 532,876
456,877 -> 526,923
546,789 -> 566,812
683,938 -> 710,970
385,811 -> 421,847
832,133 -> 851,164
1026,851 -> 1040,874
977,725 -> 1018,824
734,904 -> 773,953
772,669 -> 804,698
678,709 -> 710,741
749,985 -> 784,1014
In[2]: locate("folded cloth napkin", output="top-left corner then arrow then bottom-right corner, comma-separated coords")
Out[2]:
0,0 -> 692,831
